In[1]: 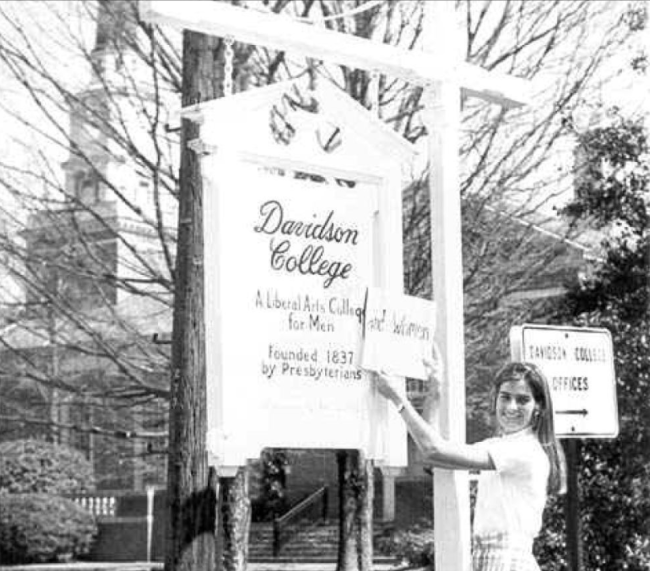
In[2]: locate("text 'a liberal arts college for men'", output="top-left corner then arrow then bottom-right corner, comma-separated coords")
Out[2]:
256,288 -> 364,320
253,199 -> 360,288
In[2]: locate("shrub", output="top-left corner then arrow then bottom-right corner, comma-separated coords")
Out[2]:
625,534 -> 650,570
0,493 -> 97,564
252,449 -> 290,521
0,439 -> 95,494
376,522 -> 435,569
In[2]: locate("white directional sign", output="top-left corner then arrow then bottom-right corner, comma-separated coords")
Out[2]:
510,324 -> 618,438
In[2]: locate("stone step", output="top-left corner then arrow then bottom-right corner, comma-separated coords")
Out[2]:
249,563 -> 401,571
248,522 -> 396,564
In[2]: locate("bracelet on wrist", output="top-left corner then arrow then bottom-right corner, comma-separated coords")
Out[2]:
396,402 -> 405,414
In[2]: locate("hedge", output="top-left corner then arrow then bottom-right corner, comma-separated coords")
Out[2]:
0,493 -> 97,564
0,438 -> 95,494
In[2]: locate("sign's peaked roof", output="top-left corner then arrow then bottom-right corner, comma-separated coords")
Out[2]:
181,78 -> 417,173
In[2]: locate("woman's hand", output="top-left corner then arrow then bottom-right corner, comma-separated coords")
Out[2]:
372,370 -> 403,406
423,341 -> 444,401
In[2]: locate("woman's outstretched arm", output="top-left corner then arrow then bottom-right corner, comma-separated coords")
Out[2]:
372,364 -> 494,471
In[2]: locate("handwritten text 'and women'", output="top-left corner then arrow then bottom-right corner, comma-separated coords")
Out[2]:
366,312 -> 432,341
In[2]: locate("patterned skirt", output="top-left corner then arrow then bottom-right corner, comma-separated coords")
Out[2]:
472,533 -> 540,571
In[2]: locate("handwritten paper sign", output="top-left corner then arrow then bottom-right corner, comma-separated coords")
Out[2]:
357,287 -> 436,379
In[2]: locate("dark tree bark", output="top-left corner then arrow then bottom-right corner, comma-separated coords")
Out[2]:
337,450 -> 374,571
337,450 -> 359,571
221,468 -> 251,571
356,455 -> 374,571
164,29 -> 222,571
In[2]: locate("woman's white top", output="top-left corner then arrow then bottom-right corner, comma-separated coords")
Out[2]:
471,428 -> 549,540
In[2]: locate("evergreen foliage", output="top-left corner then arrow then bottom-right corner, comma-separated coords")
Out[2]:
537,112 -> 650,570
251,449 -> 289,521
0,439 -> 97,564
0,493 -> 97,564
0,438 -> 95,494
375,522 -> 435,569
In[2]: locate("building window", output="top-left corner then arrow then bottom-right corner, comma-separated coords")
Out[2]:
74,171 -> 100,204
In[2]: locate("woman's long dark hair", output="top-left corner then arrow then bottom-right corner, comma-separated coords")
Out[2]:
491,362 -> 567,495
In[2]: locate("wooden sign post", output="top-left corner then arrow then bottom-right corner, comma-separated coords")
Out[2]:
421,5 -> 471,568
141,2 -> 532,569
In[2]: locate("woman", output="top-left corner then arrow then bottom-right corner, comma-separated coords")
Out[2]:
372,347 -> 565,571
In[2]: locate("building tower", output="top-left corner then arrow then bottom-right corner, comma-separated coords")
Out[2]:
15,0 -> 176,489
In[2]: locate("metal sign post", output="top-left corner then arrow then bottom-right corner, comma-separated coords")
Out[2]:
565,439 -> 583,571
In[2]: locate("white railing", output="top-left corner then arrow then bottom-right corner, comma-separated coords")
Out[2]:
71,494 -> 117,517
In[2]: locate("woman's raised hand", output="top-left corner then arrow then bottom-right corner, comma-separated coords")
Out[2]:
372,370 -> 402,405
423,341 -> 444,400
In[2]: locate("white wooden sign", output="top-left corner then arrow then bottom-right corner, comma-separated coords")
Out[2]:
358,287 -> 436,380
510,324 -> 619,438
215,169 -> 375,460
180,80 -> 414,472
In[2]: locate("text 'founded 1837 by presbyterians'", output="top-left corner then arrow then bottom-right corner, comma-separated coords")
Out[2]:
261,343 -> 362,381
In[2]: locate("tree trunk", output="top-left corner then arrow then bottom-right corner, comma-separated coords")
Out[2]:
164,29 -> 224,571
221,468 -> 251,571
337,450 -> 359,571
356,456 -> 374,571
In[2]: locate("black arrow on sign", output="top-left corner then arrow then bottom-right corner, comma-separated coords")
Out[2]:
556,409 -> 588,416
